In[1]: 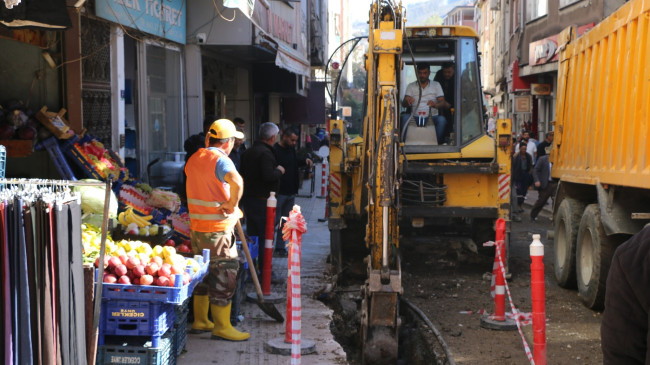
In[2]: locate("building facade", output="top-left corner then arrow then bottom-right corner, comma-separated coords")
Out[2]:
476,0 -> 625,139
0,0 -> 327,185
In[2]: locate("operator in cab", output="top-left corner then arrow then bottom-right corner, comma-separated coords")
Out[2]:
401,62 -> 450,145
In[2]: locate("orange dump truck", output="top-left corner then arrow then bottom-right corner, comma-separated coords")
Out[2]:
550,0 -> 650,309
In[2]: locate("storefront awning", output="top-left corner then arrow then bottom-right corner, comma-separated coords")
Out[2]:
275,45 -> 310,78
0,0 -> 71,30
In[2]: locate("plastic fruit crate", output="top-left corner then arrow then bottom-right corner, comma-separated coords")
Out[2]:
172,301 -> 189,356
97,330 -> 173,365
100,250 -> 210,304
99,300 -> 175,348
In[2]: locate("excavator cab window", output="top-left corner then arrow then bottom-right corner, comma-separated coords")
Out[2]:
458,38 -> 484,145
400,36 -> 485,151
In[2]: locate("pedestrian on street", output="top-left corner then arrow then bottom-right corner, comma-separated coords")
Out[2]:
233,117 -> 248,151
512,143 -> 533,210
601,225 -> 650,364
185,119 -> 250,341
536,130 -> 554,158
530,151 -> 557,221
240,122 -> 285,283
273,127 -> 313,256
515,130 -> 538,165
228,127 -> 245,171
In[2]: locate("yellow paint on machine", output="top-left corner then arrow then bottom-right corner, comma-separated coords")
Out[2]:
404,135 -> 496,161
443,173 -> 499,207
552,0 -> 650,188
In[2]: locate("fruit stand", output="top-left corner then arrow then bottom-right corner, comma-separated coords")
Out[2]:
0,105 -> 198,364
43,131 -> 197,364
82,193 -> 207,365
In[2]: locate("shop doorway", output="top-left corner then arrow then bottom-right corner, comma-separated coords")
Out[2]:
135,42 -> 185,189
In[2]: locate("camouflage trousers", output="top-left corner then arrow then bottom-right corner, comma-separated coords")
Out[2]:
191,229 -> 239,306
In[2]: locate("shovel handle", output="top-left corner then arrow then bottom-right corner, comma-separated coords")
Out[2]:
235,221 -> 265,301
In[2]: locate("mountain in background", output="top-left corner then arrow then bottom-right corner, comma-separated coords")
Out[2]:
351,0 -> 473,34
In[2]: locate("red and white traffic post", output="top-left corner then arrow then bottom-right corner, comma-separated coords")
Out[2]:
262,192 -> 276,295
530,234 -> 546,365
265,205 -> 315,357
480,218 -> 516,330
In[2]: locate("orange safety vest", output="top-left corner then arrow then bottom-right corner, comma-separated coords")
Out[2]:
185,148 -> 242,232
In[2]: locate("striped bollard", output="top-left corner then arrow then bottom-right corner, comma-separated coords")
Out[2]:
318,162 -> 327,198
480,218 -> 516,330
530,234 -> 546,365
494,219 -> 507,321
265,205 -> 315,357
262,192 -> 276,295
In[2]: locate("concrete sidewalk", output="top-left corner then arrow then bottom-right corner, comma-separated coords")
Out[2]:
178,191 -> 347,364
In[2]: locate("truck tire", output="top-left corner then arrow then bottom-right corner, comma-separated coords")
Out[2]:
553,198 -> 584,288
575,204 -> 616,310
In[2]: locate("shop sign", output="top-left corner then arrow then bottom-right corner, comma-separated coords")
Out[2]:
529,36 -> 558,65
513,95 -> 531,113
252,2 -> 296,47
528,23 -> 595,66
531,83 -> 551,95
96,0 -> 186,44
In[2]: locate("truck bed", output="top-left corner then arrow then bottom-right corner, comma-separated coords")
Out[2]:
552,0 -> 650,189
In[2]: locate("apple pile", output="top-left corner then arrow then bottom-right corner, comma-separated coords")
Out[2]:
95,244 -> 201,287
163,238 -> 192,254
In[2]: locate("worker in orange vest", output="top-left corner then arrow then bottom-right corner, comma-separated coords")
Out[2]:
185,118 -> 249,341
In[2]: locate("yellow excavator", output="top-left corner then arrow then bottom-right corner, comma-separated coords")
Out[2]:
327,1 -> 512,363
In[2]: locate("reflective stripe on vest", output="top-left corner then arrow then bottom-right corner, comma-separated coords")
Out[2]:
187,198 -> 225,208
185,148 -> 241,232
189,212 -> 228,220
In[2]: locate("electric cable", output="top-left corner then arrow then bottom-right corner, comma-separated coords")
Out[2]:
401,298 -> 457,365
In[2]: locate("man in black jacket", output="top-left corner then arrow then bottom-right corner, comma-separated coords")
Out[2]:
273,127 -> 312,256
601,225 -> 650,364
240,122 -> 284,282
530,152 -> 556,221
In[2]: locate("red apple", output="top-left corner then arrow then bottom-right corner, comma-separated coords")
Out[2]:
145,262 -> 159,276
108,256 -> 122,269
132,264 -> 146,278
158,264 -> 172,278
103,274 -> 117,283
156,276 -> 170,287
164,239 -> 176,247
151,256 -> 163,267
118,275 -> 131,285
113,264 -> 128,277
171,264 -> 185,275
140,274 -> 154,285
126,256 -> 141,270
119,254 -> 129,265
132,277 -> 140,285
95,256 -> 109,269
176,244 -> 191,253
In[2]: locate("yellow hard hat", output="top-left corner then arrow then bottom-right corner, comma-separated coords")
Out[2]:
207,119 -> 245,139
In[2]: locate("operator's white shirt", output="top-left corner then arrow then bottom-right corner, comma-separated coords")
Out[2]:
405,79 -> 444,115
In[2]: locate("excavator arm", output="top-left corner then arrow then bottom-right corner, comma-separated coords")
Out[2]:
359,2 -> 404,363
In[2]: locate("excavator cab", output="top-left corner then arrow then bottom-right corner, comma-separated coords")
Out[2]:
400,29 -> 485,154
